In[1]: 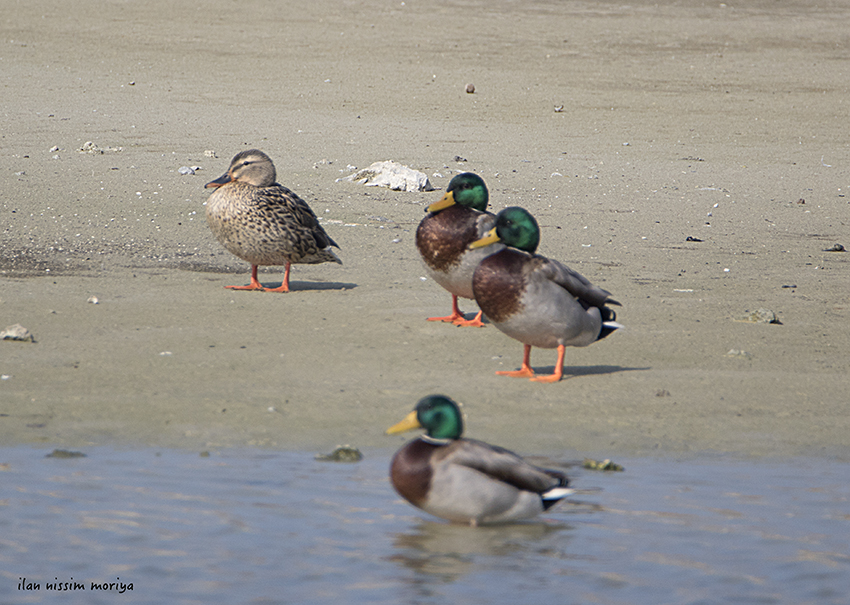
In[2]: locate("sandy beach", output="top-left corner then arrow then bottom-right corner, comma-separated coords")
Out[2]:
1,0 -> 848,459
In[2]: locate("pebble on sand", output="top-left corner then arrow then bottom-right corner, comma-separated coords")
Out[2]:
79,141 -> 122,154
1,324 -> 34,342
338,160 -> 434,192
736,308 -> 781,324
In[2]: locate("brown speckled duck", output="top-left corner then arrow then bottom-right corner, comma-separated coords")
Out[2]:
470,207 -> 622,383
386,395 -> 573,526
205,149 -> 341,292
415,172 -> 503,327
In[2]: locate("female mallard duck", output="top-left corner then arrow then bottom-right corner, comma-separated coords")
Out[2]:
205,149 -> 341,292
386,395 -> 572,526
470,207 -> 622,383
415,172 -> 503,327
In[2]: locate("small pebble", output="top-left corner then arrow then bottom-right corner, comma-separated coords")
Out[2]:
465,83 -> 475,94
315,445 -> 363,462
79,141 -> 102,154
823,243 -> 845,252
1,324 -> 34,342
583,458 -> 624,472
46,449 -> 86,459
737,308 -> 780,324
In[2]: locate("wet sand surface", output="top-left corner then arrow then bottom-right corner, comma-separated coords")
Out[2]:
2,0 -> 848,458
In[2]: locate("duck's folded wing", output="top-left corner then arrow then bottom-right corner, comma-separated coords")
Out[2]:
538,257 -> 619,308
264,186 -> 340,249
264,186 -> 321,224
441,439 -> 566,493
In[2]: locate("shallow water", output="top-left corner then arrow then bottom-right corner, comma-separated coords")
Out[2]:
0,447 -> 847,605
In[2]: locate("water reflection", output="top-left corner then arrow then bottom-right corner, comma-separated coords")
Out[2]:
388,520 -> 572,581
0,447 -> 847,605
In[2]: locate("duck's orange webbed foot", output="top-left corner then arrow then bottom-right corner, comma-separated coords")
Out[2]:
529,345 -> 566,383
496,366 -> 536,379
496,345 -> 536,378
453,310 -> 486,328
427,295 -> 465,323
529,372 -> 562,383
225,265 -> 266,291
427,312 -> 465,323
258,263 -> 292,293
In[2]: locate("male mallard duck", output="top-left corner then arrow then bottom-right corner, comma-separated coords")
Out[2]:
204,149 -> 341,292
470,207 -> 622,383
415,173 -> 503,327
386,395 -> 572,526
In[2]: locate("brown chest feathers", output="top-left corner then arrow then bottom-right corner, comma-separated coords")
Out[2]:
389,438 -> 440,506
473,249 -> 539,323
416,205 -> 482,272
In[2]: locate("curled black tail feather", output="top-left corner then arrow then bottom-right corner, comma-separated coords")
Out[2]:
598,306 -> 623,341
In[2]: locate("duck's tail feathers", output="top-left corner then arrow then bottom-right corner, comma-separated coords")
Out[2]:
599,320 -> 624,341
541,487 -> 574,510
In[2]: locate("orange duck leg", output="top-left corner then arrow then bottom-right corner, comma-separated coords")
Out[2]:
226,265 -> 265,291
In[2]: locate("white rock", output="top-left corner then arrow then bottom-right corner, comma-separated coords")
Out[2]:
1,324 -> 33,342
338,160 -> 434,192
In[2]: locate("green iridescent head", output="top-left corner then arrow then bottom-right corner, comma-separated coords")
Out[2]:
386,395 -> 464,440
493,206 -> 540,253
427,173 -> 489,213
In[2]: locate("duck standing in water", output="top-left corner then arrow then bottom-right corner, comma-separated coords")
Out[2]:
415,173 -> 503,327
205,149 -> 341,292
386,395 -> 572,525
470,207 -> 622,383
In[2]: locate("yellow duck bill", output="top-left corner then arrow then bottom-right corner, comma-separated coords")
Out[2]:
468,226 -> 501,249
386,411 -> 422,435
426,190 -> 456,213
